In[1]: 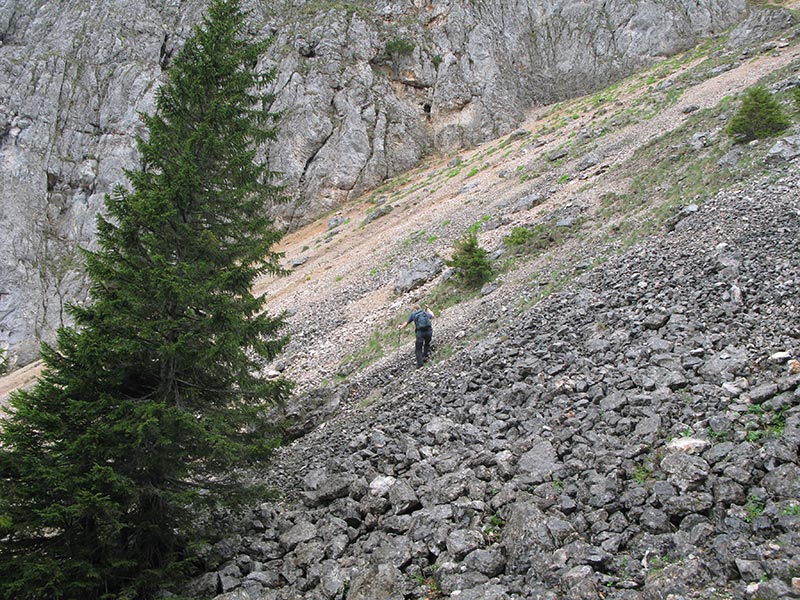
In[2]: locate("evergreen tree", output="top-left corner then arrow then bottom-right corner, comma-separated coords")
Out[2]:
0,1 -> 290,598
446,231 -> 493,288
726,84 -> 791,144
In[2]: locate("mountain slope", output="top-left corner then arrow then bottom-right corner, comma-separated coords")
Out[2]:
175,18 -> 800,600
0,0 -> 770,365
1,9 -> 800,600
257,26 -> 800,401
232,169 -> 799,600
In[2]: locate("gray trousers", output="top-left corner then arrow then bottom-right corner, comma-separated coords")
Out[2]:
415,327 -> 432,367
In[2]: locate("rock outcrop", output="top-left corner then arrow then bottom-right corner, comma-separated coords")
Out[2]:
0,0 -> 761,365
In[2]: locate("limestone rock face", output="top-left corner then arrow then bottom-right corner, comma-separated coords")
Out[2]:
0,0 -> 751,364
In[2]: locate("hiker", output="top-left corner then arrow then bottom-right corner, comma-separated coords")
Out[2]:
398,304 -> 435,368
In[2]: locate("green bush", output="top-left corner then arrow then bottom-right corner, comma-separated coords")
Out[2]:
504,226 -> 534,247
385,37 -> 415,56
447,232 -> 492,288
503,222 -> 571,255
726,85 -> 790,143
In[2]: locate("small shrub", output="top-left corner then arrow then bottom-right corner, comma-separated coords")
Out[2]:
446,232 -> 492,288
504,226 -> 534,247
467,215 -> 492,235
782,503 -> 800,516
746,430 -> 763,443
633,464 -> 652,483
483,512 -> 506,538
385,37 -> 415,56
432,54 -> 443,68
745,496 -> 765,523
726,85 -> 790,143
766,410 -> 786,437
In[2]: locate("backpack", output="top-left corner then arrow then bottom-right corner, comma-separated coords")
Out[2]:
414,309 -> 432,328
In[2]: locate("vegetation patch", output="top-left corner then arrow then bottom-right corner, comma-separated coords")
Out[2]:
483,512 -> 506,540
424,282 -> 481,313
726,84 -> 791,143
411,565 -> 443,599
404,229 -> 438,246
339,313 -> 407,375
632,463 -> 653,484
744,405 -> 786,442
745,496 -> 766,523
385,37 -> 415,56
517,268 -> 575,312
503,219 -> 582,258
446,231 -> 493,288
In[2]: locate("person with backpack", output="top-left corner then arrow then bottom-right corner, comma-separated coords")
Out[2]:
398,304 -> 435,368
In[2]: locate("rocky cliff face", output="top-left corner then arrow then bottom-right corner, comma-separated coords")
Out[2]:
0,0 -> 751,365
261,0 -> 750,225
0,0 -> 192,364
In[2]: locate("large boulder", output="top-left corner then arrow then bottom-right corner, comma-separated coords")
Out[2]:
394,257 -> 445,294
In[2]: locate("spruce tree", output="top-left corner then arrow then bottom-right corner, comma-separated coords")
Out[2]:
446,232 -> 493,288
726,84 -> 791,143
0,1 -> 290,598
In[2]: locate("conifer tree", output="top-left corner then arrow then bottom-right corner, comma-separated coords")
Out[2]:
446,231 -> 493,288
726,84 -> 791,143
0,1 -> 290,598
